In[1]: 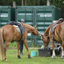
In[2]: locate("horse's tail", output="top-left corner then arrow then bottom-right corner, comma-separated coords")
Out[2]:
0,29 -> 5,60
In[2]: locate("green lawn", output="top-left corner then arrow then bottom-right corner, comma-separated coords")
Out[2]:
0,48 -> 64,64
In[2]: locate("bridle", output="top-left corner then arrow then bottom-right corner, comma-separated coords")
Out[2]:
34,28 -> 39,36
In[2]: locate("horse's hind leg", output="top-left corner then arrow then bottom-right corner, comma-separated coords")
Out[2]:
17,41 -> 21,59
23,39 -> 31,58
61,41 -> 64,59
50,39 -> 55,59
4,41 -> 10,62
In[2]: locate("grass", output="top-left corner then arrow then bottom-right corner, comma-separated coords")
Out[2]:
0,47 -> 64,64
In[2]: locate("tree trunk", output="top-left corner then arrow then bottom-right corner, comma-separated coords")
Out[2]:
47,0 -> 50,6
22,0 -> 23,6
13,1 -> 16,8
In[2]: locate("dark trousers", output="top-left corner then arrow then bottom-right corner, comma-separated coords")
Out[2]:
20,40 -> 24,54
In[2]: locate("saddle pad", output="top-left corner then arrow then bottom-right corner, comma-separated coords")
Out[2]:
13,25 -> 21,34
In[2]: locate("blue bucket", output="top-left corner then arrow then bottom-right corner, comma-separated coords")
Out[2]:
31,51 -> 37,57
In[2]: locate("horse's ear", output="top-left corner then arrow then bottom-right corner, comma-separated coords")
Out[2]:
34,25 -> 37,28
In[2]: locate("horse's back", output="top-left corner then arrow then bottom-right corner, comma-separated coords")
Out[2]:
59,22 -> 64,37
1,25 -> 14,30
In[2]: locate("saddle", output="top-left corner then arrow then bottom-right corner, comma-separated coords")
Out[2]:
13,25 -> 25,34
13,25 -> 25,40
51,23 -> 58,34
50,20 -> 64,39
13,25 -> 21,34
51,20 -> 64,34
7,21 -> 25,35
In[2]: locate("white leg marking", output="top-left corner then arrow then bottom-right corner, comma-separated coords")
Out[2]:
52,50 -> 55,59
61,46 -> 64,59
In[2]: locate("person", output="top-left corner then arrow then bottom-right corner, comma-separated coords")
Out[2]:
20,19 -> 25,55
7,19 -> 25,55
21,19 -> 25,23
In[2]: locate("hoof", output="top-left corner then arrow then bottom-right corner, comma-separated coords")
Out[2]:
52,56 -> 55,59
20,53 -> 23,55
61,56 -> 64,59
28,55 -> 31,58
18,55 -> 21,59
5,60 -> 8,62
4,58 -> 8,62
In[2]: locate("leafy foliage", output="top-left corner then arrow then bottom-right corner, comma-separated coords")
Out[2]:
0,0 -> 64,9
50,0 -> 64,9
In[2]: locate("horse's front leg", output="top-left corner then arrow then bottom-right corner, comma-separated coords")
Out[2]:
17,41 -> 21,59
23,39 -> 31,58
50,39 -> 55,59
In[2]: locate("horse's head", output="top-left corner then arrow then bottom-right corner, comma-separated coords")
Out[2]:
32,25 -> 40,36
41,34 -> 50,47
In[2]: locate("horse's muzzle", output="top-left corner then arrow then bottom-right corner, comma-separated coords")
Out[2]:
38,33 -> 41,36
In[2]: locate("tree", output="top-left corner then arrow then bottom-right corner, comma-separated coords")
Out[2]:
50,0 -> 64,9
22,0 -> 23,6
0,0 -> 64,9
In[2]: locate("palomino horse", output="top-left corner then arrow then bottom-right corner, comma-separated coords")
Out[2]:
41,22 -> 64,59
0,22 -> 40,62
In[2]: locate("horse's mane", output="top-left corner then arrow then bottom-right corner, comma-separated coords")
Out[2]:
21,23 -> 34,30
44,23 -> 53,36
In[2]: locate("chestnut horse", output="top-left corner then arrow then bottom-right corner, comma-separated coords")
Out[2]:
0,22 -> 40,62
41,22 -> 64,59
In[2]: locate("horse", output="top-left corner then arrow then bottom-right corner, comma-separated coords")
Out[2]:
0,22 -> 40,62
41,21 -> 64,59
